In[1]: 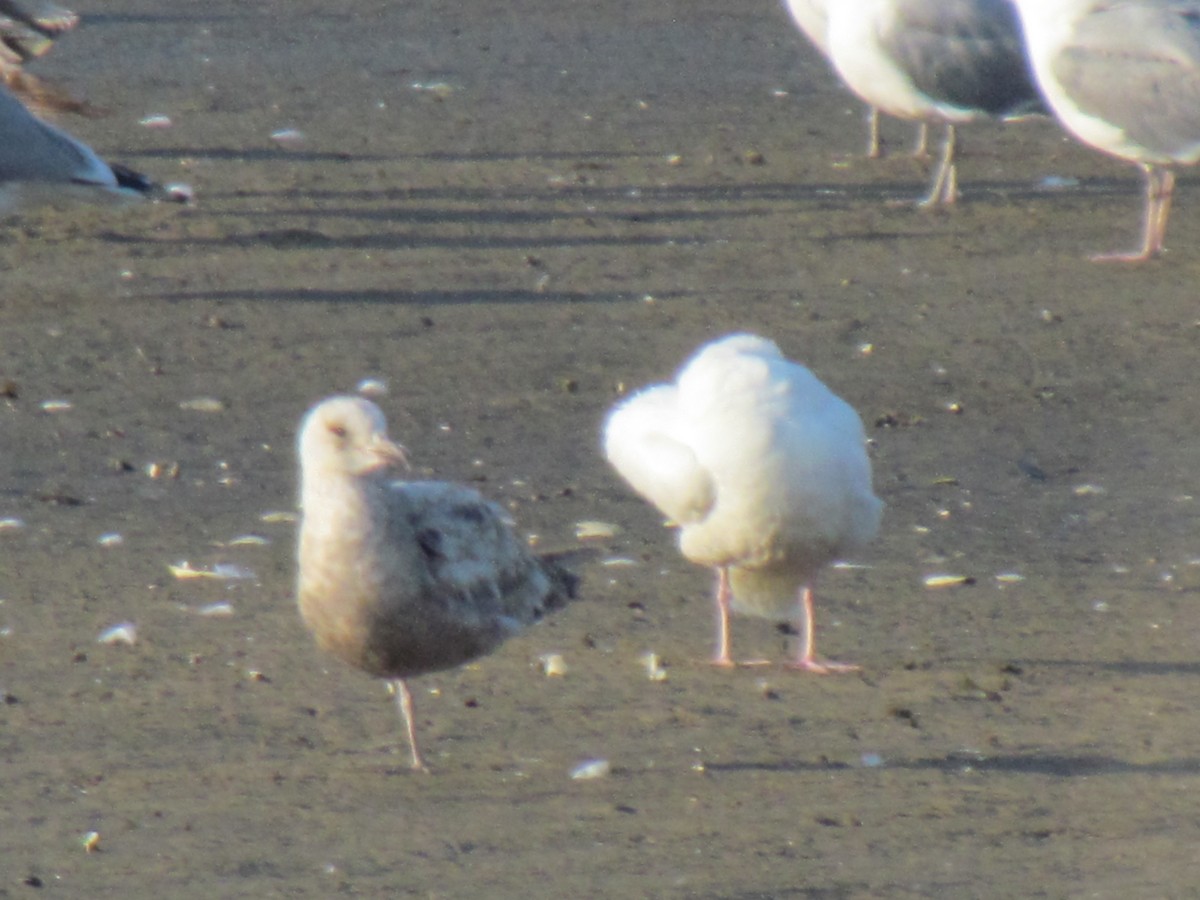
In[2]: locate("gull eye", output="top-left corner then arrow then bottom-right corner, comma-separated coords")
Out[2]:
328,423 -> 348,438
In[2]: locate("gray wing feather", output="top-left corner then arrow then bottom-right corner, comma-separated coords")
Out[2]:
1052,2 -> 1200,155
0,86 -> 112,184
883,0 -> 1041,115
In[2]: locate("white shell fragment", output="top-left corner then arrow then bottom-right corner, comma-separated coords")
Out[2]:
270,128 -> 305,147
168,561 -> 254,581
410,81 -> 455,98
165,183 -> 194,203
227,534 -> 269,547
1073,484 -> 1107,496
139,114 -> 172,128
196,602 -> 235,617
640,652 -> 668,681
600,557 -> 638,567
0,518 -> 26,531
81,831 -> 101,853
356,378 -> 388,397
260,510 -> 299,524
994,572 -> 1025,584
574,520 -> 620,540
39,399 -> 72,412
923,573 -> 974,589
97,533 -> 124,547
179,397 -> 225,413
538,653 -> 568,676
569,758 -> 611,780
97,623 -> 137,645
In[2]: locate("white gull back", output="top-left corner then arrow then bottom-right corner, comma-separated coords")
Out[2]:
604,334 -> 882,672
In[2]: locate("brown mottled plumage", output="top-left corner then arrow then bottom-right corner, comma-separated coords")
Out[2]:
296,396 -> 578,771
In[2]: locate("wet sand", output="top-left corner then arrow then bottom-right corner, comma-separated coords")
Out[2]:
5,0 -> 1200,896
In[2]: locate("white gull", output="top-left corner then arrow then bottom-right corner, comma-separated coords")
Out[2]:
604,334 -> 882,673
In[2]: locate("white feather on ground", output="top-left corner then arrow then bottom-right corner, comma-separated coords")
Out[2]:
604,333 -> 882,673
296,395 -> 578,771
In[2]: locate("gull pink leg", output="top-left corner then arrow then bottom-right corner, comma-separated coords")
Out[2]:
392,678 -> 430,772
786,585 -> 860,674
1093,164 -> 1175,263
911,122 -> 930,160
917,124 -> 958,208
1149,168 -> 1175,257
866,107 -> 882,159
710,567 -> 735,668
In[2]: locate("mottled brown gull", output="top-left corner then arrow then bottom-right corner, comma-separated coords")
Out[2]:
604,334 -> 882,673
296,396 -> 579,771
1010,0 -> 1200,261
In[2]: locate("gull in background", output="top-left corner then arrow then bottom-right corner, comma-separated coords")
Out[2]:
825,0 -> 1042,206
1010,0 -> 1200,261
784,0 -> 929,158
0,84 -> 165,214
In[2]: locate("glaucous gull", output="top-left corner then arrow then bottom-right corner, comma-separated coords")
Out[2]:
604,334 -> 882,673
296,396 -> 579,771
1009,0 -> 1200,261
825,0 -> 1042,205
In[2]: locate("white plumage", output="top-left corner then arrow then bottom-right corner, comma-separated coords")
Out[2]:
1010,0 -> 1200,261
784,0 -> 929,159
604,334 -> 882,673
296,396 -> 577,770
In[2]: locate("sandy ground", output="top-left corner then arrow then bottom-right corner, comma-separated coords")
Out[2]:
5,0 -> 1200,897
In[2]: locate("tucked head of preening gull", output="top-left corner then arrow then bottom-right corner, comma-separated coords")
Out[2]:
784,0 -> 929,159
0,85 -> 167,214
604,334 -> 883,673
296,396 -> 579,770
1010,0 -> 1200,261
824,0 -> 1041,205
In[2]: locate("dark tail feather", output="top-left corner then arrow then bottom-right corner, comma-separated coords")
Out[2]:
110,163 -> 156,195
107,164 -> 191,205
536,545 -> 605,609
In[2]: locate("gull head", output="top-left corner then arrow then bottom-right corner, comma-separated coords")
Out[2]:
299,395 -> 409,477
